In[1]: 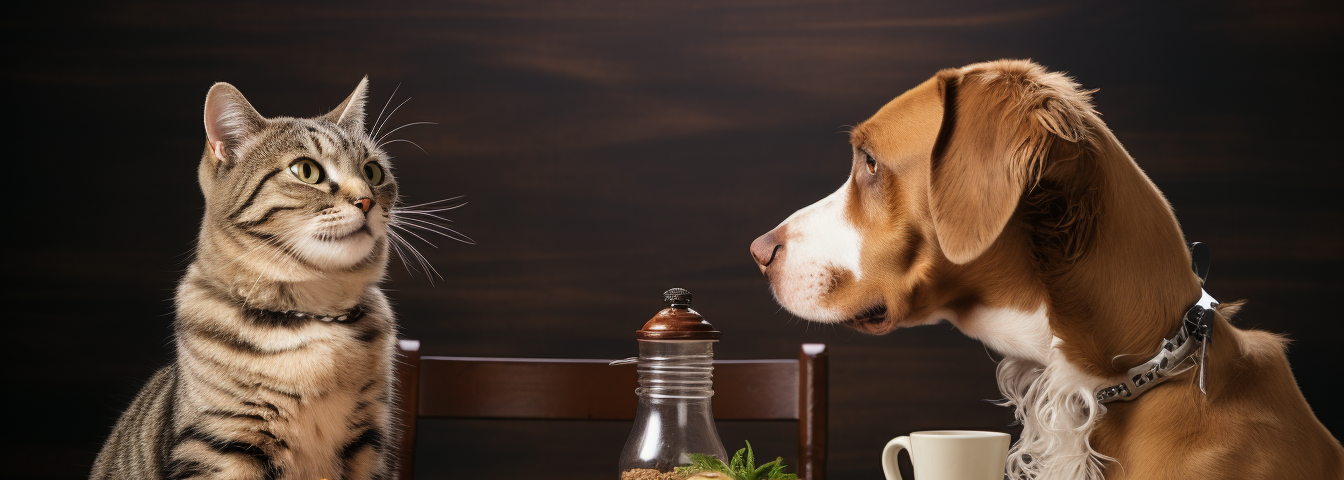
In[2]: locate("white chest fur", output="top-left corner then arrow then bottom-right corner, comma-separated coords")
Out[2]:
997,336 -> 1112,480
941,303 -> 1054,364
935,304 -> 1111,480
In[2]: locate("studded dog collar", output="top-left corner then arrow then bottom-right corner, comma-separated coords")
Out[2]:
1095,243 -> 1218,404
1095,289 -> 1218,403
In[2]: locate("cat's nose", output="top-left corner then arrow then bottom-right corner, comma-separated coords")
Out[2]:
353,198 -> 373,213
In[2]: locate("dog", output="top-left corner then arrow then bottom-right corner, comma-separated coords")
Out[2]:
749,59 -> 1343,479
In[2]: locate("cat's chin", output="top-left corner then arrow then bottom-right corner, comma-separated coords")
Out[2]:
295,230 -> 381,271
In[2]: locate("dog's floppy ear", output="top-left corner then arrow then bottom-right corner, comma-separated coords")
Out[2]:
927,61 -> 1092,264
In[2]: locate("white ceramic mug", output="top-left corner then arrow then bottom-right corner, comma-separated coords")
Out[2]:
881,430 -> 1010,480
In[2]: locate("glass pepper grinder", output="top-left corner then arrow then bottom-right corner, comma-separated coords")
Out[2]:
618,288 -> 728,479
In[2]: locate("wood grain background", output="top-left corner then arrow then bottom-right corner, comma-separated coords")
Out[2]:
4,0 -> 1340,478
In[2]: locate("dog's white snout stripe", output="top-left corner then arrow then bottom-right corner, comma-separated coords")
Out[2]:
766,179 -> 865,322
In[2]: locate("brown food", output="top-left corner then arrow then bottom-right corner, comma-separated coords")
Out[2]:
620,468 -> 684,480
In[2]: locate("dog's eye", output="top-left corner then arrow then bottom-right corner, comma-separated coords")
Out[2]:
864,153 -> 878,175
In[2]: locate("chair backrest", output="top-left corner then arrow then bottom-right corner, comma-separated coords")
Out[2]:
392,340 -> 827,480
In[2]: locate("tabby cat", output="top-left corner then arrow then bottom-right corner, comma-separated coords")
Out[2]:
92,78 -> 402,480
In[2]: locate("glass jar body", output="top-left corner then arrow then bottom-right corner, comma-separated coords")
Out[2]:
618,340 -> 727,476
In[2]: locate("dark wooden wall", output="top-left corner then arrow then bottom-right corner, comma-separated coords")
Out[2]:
4,1 -> 1340,478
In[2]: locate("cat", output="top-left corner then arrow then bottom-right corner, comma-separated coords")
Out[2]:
92,78 -> 405,480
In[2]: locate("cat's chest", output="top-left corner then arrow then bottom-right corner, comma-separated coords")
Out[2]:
233,314 -> 391,388
273,386 -> 382,478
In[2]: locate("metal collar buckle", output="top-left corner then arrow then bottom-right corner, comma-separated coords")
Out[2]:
1095,243 -> 1218,404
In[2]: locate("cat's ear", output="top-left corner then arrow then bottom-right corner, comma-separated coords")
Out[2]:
203,83 -> 265,164
327,76 -> 370,135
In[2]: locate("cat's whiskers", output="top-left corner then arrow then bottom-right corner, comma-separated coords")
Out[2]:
307,209 -> 376,242
376,122 -> 436,145
369,83 -> 401,141
312,215 -> 346,241
397,196 -> 465,209
390,215 -> 474,245
372,97 -> 412,141
391,216 -> 465,240
379,138 -> 428,155
397,206 -> 464,218
393,202 -> 468,217
400,237 -> 441,281
393,210 -> 455,223
384,229 -> 417,276
387,227 -> 442,282
380,201 -> 427,279
383,193 -> 476,283
389,222 -> 440,249
385,229 -> 415,270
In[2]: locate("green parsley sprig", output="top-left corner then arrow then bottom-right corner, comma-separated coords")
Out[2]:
675,441 -> 798,480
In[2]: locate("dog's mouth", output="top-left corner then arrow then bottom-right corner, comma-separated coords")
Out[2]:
844,304 -> 893,335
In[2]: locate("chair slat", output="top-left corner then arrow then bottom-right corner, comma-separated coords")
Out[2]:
416,357 -> 799,420
394,340 -> 420,480
713,361 -> 799,420
418,358 -> 636,420
799,343 -> 828,480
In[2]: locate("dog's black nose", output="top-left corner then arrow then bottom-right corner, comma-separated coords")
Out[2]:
750,229 -> 785,270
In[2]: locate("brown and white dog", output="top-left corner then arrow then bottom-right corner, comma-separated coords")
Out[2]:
750,60 -> 1343,479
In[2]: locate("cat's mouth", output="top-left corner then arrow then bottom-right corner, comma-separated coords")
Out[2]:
322,224 -> 371,242
294,219 -> 380,270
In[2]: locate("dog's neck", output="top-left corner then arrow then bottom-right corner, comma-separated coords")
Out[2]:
985,134 -> 1213,479
1030,126 -> 1205,377
928,121 -> 1212,377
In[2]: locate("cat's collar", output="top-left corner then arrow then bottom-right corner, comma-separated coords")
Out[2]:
248,304 -> 367,325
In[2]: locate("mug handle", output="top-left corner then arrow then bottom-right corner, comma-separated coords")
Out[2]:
882,436 -> 912,480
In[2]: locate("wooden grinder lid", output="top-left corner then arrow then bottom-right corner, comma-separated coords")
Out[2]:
637,288 -> 720,341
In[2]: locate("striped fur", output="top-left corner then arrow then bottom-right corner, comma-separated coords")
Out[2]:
92,78 -> 401,480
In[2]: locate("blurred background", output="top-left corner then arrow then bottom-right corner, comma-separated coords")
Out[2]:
4,0 -> 1341,478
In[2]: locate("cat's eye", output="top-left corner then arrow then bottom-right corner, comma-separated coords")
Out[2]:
362,162 -> 385,185
864,152 -> 878,175
289,158 -> 325,184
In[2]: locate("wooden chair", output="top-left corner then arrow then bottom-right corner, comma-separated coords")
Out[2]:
392,340 -> 828,480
